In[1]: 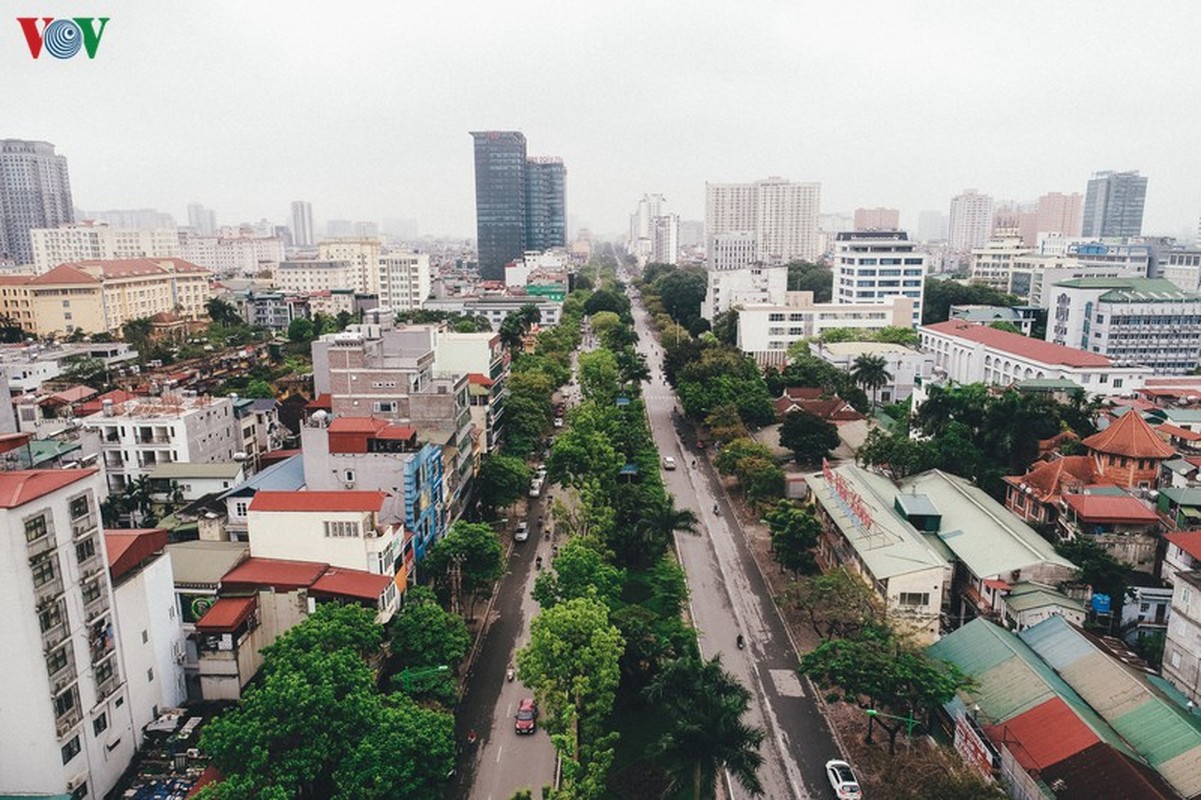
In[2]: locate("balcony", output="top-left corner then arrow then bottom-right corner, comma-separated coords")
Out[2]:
47,656 -> 77,696
26,529 -> 56,558
83,589 -> 111,624
71,514 -> 96,540
41,618 -> 68,652
95,665 -> 120,700
55,707 -> 81,738
34,574 -> 64,605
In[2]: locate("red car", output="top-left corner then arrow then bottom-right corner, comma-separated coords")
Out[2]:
515,697 -> 537,734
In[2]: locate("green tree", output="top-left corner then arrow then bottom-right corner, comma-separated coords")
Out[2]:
207,297 -> 244,327
784,568 -> 884,641
613,495 -> 698,569
59,356 -> 107,390
589,310 -> 621,341
287,317 -> 316,343
764,501 -> 820,575
331,698 -> 455,800
988,320 -> 1021,334
786,261 -> 833,302
653,269 -> 708,328
850,353 -> 893,407
921,279 -> 1018,325
388,593 -> 470,671
533,538 -> 625,609
705,402 -> 749,444
423,521 -> 505,618
475,454 -> 533,514
583,289 -> 629,317
242,379 -> 275,399
779,410 -> 840,464
578,348 -> 621,404
122,316 -> 154,353
711,309 -> 739,346
644,656 -> 765,799
872,326 -> 919,346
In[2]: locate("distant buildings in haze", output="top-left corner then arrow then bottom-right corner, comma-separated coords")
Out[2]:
290,201 -> 314,247
0,139 -> 74,266
1083,170 -> 1147,239
706,177 -> 821,263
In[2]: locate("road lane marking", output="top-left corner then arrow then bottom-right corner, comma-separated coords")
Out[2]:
496,744 -> 503,763
770,669 -> 806,698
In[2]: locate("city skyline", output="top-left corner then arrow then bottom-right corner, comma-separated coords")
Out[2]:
6,1 -> 1201,239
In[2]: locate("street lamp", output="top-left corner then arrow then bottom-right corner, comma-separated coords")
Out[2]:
397,664 -> 450,694
864,708 -> 918,737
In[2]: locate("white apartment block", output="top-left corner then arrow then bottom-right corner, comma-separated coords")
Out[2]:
505,251 -> 566,288
1158,248 -> 1201,293
1162,570 -> 1201,705
84,395 -> 240,493
736,292 -> 915,366
1047,278 -> 1201,375
706,178 -> 821,263
650,214 -> 680,265
969,237 -> 1031,292
31,223 -> 181,275
948,189 -> 994,251
1009,253 -> 1146,307
833,231 -> 925,326
702,264 -> 787,321
707,231 -> 757,272
318,238 -> 383,293
179,232 -> 284,277
815,341 -> 932,403
379,252 -> 432,311
275,260 -> 356,294
920,319 -> 1152,396
0,470 -> 135,799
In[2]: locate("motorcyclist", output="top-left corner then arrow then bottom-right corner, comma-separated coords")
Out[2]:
736,633 -> 745,649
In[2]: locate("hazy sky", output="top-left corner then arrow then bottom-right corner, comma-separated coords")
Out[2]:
8,1 -> 1201,239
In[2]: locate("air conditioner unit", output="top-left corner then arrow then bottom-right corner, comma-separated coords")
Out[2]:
66,775 -> 86,791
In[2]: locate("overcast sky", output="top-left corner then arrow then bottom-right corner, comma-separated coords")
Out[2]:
8,1 -> 1201,239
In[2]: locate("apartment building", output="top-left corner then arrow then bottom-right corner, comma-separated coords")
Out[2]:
379,252 -> 432,311
275,260 -> 356,294
706,178 -> 821,263
434,330 -> 509,451
702,263 -> 788,321
30,223 -> 181,274
0,274 -> 35,332
27,258 -> 211,336
833,230 -> 925,325
0,469 -> 135,798
179,231 -> 284,277
736,292 -> 914,366
969,236 -> 1031,291
317,238 -> 383,293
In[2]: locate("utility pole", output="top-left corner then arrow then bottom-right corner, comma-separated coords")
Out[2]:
448,552 -> 466,617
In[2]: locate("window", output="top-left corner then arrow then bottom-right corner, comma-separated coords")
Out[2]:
373,401 -> 396,413
234,500 -> 248,517
31,551 -> 58,587
768,313 -> 785,322
93,712 -> 108,736
75,537 -> 97,565
39,599 -> 64,632
141,629 -> 148,644
61,735 -> 81,764
1113,379 -> 1123,389
81,579 -> 102,605
54,687 -> 76,718
324,520 -> 360,538
47,644 -> 69,675
147,667 -> 154,683
95,660 -> 113,685
898,592 -> 930,607
25,513 -> 48,543
1171,650 -> 1182,668
69,496 -> 90,520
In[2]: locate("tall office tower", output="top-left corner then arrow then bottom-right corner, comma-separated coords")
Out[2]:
290,201 -> 314,246
833,230 -> 926,326
0,140 -> 74,265
1082,171 -> 1147,238
1036,192 -> 1083,238
185,203 -> 216,235
650,214 -> 679,265
629,193 -> 669,261
0,469 -> 136,798
853,207 -> 900,231
706,178 -> 821,263
948,189 -> 994,250
917,210 -> 948,242
471,131 -> 528,280
525,156 -> 567,252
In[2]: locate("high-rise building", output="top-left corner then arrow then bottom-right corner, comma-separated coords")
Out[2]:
317,238 -> 383,293
378,252 -> 432,311
706,178 -> 821,263
854,207 -> 900,231
290,201 -> 314,247
948,189 -> 994,250
185,203 -> 216,236
650,214 -> 679,266
525,156 -> 566,252
471,131 -> 528,280
1036,192 -> 1083,238
30,223 -> 181,274
833,230 -> 926,326
1082,171 -> 1147,239
0,140 -> 74,266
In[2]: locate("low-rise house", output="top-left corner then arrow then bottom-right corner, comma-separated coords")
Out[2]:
1162,530 -> 1201,587
812,341 -> 931,403
1161,455 -> 1201,489
1057,488 -> 1160,573
1120,581 -> 1172,645
772,387 -> 864,424
1163,570 -> 1201,706
1000,581 -> 1086,630
1157,486 -> 1201,529
1004,455 -> 1096,527
147,462 -> 245,505
216,454 -> 306,541
1078,410 -> 1177,490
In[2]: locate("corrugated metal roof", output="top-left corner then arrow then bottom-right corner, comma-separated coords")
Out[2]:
983,697 -> 1099,772
1039,742 -> 1180,800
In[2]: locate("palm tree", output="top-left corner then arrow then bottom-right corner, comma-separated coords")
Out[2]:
620,496 -> 699,568
850,353 -> 892,408
644,655 -> 766,799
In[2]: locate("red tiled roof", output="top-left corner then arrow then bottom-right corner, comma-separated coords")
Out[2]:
1156,422 -> 1201,442
1061,493 -> 1159,524
185,765 -> 223,798
0,469 -> 96,508
1003,456 -> 1098,504
1164,530 -> 1201,561
78,389 -> 139,416
983,578 -> 1011,591
0,432 -> 32,454
248,490 -> 387,513
0,275 -> 29,286
782,387 -> 825,401
310,567 -> 392,601
305,393 -> 332,410
983,697 -> 1099,772
467,373 -> 495,387
105,529 -> 168,582
29,258 -> 210,284
195,596 -> 258,633
48,385 -> 97,404
923,320 -> 1114,367
326,417 -> 389,434
29,263 -> 99,285
377,425 -> 417,441
1082,411 -> 1176,459
221,557 -> 328,591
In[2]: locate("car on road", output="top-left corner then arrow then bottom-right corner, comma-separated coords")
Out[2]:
514,522 -> 529,542
529,478 -> 543,497
825,759 -> 862,799
662,455 -> 676,470
515,697 -> 538,734
553,417 -> 564,428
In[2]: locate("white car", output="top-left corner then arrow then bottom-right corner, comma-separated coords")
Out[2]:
529,479 -> 543,497
824,759 -> 862,799
662,456 -> 676,470
514,522 -> 529,542
553,417 -> 564,428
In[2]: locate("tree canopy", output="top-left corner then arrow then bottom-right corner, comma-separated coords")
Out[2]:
779,409 -> 840,464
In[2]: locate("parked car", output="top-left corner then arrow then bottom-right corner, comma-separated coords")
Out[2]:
529,479 -> 543,497
825,759 -> 862,799
515,697 -> 538,734
514,522 -> 529,542
662,456 -> 676,470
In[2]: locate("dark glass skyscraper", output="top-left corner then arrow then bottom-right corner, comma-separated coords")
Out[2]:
525,156 -> 567,253
471,131 -> 527,280
1082,170 -> 1147,239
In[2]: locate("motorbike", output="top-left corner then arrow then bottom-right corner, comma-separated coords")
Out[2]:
506,668 -> 515,682
535,555 -> 543,570
736,634 -> 745,650
713,504 -> 720,515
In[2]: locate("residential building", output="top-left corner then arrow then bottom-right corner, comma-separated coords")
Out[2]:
968,236 -> 1031,291
948,189 -> 994,250
232,397 -> 284,471
421,295 -> 562,330
853,207 -> 899,231
179,231 -> 284,277
525,156 -> 567,252
0,274 -> 35,332
0,139 -> 74,266
471,131 -> 528,279
737,292 -> 914,366
917,210 -> 947,242
1082,170 -> 1147,238
216,455 -> 306,541
1036,191 -> 1083,238
30,222 -> 181,274
275,260 -> 356,294
434,329 -> 509,451
85,394 -> 240,492
650,214 -> 679,265
813,341 -> 931,403
832,230 -> 925,325
706,178 -> 821,263
1079,410 -> 1176,490
1008,251 -> 1147,307
920,320 -> 1153,396
307,288 -> 359,318
26,258 -> 211,336
628,193 -> 666,261
378,252 -> 432,311
317,238 -> 383,294
86,209 -> 176,231
104,528 -> 186,748
1056,488 -> 1161,573
948,304 -> 1039,335
702,263 -> 788,320
706,231 -> 757,272
1047,278 -> 1201,374
0,469 -> 134,799
233,290 -> 309,331
1162,531 -> 1201,587
186,204 -> 216,236
146,462 -> 245,505
290,201 -> 314,247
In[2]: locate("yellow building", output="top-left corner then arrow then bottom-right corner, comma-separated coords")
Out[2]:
0,276 -> 36,333
28,258 -> 211,336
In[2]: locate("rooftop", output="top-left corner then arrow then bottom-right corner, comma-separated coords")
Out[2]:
195,596 -> 258,633
981,696 -> 1099,772
0,469 -> 95,508
1164,531 -> 1201,562
1062,493 -> 1159,524
922,320 -> 1115,368
818,341 -> 919,356
105,528 -> 168,582
310,567 -> 393,601
1054,277 -> 1200,303
219,454 -> 305,499
165,540 -> 249,586
220,557 -> 328,592
148,462 -> 245,481
1039,742 -> 1180,800
1082,411 -> 1176,459
248,490 -> 388,513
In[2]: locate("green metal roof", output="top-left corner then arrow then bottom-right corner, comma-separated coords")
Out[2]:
1163,409 -> 1201,424
1015,378 -> 1081,391
1003,585 -> 1084,614
1054,277 -> 1199,302
1160,486 -> 1201,506
28,438 -> 81,467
